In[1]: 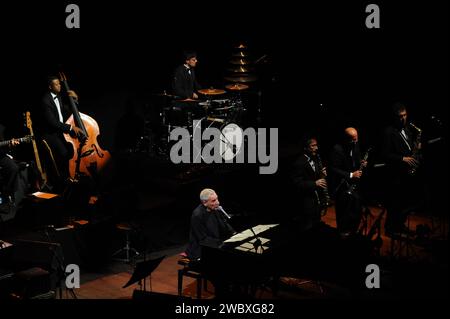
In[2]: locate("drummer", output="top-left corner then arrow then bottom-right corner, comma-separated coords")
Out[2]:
172,50 -> 201,100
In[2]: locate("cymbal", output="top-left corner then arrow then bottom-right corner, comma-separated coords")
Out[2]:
198,88 -> 226,95
225,83 -> 249,91
207,117 -> 225,123
177,98 -> 197,102
224,75 -> 258,83
227,66 -> 253,73
234,44 -> 248,50
232,51 -> 250,58
229,58 -> 251,65
152,91 -> 177,98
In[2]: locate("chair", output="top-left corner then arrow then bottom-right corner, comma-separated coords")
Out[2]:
112,223 -> 140,263
177,257 -> 208,299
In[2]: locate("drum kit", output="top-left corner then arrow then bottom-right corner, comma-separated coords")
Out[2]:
145,84 -> 250,154
157,84 -> 248,134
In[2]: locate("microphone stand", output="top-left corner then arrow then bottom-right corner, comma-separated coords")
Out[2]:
218,207 -> 236,237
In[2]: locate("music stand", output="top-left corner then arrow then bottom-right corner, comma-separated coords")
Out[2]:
249,227 -> 266,254
123,255 -> 165,291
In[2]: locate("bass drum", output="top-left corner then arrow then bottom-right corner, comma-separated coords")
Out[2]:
204,119 -> 243,161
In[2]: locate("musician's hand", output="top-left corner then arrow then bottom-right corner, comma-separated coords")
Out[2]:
67,90 -> 78,100
192,93 -> 199,99
70,126 -> 84,138
321,167 -> 327,177
352,170 -> 363,179
316,178 -> 327,189
360,160 -> 368,168
403,156 -> 418,167
10,139 -> 20,147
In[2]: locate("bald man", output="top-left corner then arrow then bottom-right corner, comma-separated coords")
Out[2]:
329,127 -> 367,236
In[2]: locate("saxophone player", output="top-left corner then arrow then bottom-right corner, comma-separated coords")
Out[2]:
382,102 -> 422,235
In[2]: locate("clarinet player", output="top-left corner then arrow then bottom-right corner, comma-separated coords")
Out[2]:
329,127 -> 368,237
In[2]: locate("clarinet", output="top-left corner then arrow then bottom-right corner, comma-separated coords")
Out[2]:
346,147 -> 372,196
315,154 -> 330,217
408,122 -> 422,176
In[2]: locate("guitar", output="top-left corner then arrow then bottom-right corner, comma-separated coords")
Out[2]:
25,111 -> 49,190
0,135 -> 33,148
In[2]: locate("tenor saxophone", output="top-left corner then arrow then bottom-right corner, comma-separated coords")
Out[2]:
408,122 -> 422,176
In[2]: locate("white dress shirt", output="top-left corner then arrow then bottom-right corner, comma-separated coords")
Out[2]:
51,92 -> 64,123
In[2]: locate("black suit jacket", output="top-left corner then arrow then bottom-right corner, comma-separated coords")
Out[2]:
329,143 -> 361,194
172,65 -> 201,99
40,92 -> 72,136
185,204 -> 235,260
382,125 -> 415,177
291,154 -> 322,231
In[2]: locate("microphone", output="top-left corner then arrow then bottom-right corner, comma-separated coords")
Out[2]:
218,206 -> 231,219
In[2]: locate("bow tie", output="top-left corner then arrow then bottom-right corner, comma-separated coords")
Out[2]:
53,95 -> 59,100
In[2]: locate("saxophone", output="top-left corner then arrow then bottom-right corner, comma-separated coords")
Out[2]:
408,122 -> 422,176
315,154 -> 330,217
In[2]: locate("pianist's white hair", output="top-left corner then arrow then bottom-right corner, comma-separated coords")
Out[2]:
200,188 -> 216,202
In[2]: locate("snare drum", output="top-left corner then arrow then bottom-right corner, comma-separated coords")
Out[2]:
211,99 -> 230,107
208,99 -> 234,119
198,101 -> 212,109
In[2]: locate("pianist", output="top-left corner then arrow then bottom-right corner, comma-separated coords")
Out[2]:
185,188 -> 235,261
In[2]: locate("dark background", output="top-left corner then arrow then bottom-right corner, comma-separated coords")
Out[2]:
1,1 -> 447,147
0,0 -> 448,303
0,1 -> 447,214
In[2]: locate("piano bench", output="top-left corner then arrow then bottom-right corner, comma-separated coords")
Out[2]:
177,258 -> 208,299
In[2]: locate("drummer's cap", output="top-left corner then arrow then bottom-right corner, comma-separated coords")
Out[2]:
183,50 -> 197,61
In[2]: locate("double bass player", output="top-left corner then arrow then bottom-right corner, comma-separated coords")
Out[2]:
39,75 -> 83,184
38,74 -> 110,189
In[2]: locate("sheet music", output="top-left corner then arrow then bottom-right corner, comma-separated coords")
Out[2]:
239,237 -> 270,249
235,245 -> 269,254
31,192 -> 59,199
235,238 -> 270,254
224,224 -> 279,243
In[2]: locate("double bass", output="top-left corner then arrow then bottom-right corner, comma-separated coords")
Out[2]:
59,72 -> 111,180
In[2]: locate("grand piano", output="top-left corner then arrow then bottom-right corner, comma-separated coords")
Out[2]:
200,217 -> 373,297
200,221 -> 292,297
